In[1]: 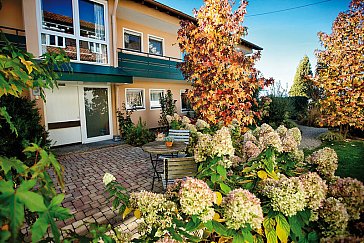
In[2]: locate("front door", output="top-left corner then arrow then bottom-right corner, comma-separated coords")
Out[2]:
79,86 -> 113,143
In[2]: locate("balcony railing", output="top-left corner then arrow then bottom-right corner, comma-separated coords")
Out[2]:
118,48 -> 184,80
0,26 -> 26,50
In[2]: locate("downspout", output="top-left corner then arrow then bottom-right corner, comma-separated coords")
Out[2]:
111,0 -> 120,136
112,0 -> 119,68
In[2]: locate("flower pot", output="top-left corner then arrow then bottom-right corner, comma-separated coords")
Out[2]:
165,141 -> 173,147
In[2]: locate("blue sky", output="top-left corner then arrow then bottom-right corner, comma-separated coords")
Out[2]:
157,0 -> 350,90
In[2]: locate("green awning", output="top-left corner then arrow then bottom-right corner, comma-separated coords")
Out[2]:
57,63 -> 133,83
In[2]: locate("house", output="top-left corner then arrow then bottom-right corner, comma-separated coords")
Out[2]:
0,0 -> 263,146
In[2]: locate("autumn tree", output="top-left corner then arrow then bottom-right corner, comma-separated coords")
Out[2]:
289,55 -> 313,97
314,0 -> 363,137
177,0 -> 272,126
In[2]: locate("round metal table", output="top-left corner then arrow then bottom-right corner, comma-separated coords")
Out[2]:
142,141 -> 187,191
142,141 -> 187,155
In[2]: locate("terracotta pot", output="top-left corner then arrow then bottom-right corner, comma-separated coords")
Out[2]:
165,141 -> 173,147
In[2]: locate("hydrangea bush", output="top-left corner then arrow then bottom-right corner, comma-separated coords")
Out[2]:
104,118 -> 364,242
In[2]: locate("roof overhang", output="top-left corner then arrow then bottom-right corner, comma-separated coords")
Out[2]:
130,0 -> 195,22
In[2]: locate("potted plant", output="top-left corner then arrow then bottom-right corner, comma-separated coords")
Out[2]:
164,136 -> 174,147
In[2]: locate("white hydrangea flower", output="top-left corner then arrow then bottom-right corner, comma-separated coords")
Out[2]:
166,115 -> 173,124
179,178 -> 216,221
222,189 -> 264,230
299,172 -> 327,211
211,127 -> 235,159
103,173 -> 116,186
262,176 -> 306,217
181,116 -> 191,125
195,119 -> 210,130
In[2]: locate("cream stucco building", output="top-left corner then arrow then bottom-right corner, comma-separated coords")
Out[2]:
0,0 -> 262,146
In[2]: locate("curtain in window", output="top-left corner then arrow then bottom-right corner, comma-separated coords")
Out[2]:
94,3 -> 104,41
126,90 -> 143,109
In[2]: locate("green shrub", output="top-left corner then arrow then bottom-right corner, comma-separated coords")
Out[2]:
116,103 -> 135,138
159,90 -> 176,128
290,96 -> 309,120
0,95 -> 50,161
318,131 -> 344,142
300,106 -> 321,127
262,96 -> 294,128
125,117 -> 155,146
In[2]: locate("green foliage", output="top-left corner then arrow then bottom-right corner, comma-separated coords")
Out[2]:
158,90 -> 176,128
0,144 -> 71,242
0,39 -> 71,242
289,55 -> 313,97
299,106 -> 321,127
116,103 -> 135,138
0,96 -> 50,162
0,35 -> 70,99
262,96 -> 293,128
318,131 -> 344,142
105,181 -> 129,216
124,117 -> 155,147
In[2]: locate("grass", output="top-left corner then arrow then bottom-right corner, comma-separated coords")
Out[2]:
306,140 -> 364,182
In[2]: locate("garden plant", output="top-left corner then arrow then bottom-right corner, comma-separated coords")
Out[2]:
104,115 -> 364,242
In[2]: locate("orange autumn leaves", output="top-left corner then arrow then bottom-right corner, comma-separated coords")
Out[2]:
177,0 -> 273,126
314,0 -> 364,130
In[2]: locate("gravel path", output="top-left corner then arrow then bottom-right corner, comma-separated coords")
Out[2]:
298,124 -> 328,150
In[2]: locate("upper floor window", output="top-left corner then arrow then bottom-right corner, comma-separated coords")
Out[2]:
40,0 -> 108,64
124,29 -> 142,52
149,36 -> 163,56
79,0 -> 105,41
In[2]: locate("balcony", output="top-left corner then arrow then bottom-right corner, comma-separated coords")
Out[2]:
118,48 -> 184,80
0,26 -> 26,50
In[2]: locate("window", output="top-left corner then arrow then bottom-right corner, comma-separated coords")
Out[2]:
148,36 -> 163,56
124,30 -> 142,52
181,89 -> 192,112
79,0 -> 105,41
149,36 -> 163,56
126,89 -> 145,110
150,89 -> 164,109
40,0 -> 108,64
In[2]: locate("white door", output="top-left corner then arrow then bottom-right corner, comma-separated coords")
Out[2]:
79,86 -> 113,143
45,85 -> 82,146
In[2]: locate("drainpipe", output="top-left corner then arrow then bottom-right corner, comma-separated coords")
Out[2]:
112,0 -> 120,136
112,0 -> 119,68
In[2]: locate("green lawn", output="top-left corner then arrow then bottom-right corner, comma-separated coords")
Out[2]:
306,140 -> 364,182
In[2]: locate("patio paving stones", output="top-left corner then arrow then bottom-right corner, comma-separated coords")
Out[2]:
47,143 -> 163,237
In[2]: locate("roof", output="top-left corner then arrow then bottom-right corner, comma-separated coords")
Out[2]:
130,0 -> 263,51
240,39 -> 263,51
130,0 -> 195,22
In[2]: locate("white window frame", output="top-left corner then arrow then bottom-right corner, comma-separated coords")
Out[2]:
180,89 -> 193,113
37,0 -> 110,65
42,34 -> 66,48
149,89 -> 165,110
148,34 -> 164,56
123,28 -> 143,53
125,88 -> 146,111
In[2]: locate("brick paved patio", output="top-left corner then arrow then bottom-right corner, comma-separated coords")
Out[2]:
49,144 -> 163,238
